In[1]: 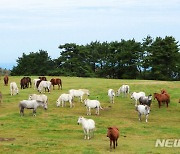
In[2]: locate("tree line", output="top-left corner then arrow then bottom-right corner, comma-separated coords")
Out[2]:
11,36 -> 180,80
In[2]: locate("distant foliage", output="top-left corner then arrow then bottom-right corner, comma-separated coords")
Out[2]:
11,36 -> 180,80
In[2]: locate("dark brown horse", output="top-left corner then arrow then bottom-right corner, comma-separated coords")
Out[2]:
20,77 -> 31,89
50,78 -> 62,90
39,76 -> 47,81
20,77 -> 28,89
154,93 -> 170,108
4,75 -> 9,86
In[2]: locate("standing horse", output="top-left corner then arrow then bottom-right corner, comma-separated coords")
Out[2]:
77,116 -> 95,140
50,78 -> 62,90
154,93 -> 170,108
19,100 -> 47,116
4,75 -> 9,86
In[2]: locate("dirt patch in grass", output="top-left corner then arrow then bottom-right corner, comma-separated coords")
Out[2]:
0,137 -> 15,141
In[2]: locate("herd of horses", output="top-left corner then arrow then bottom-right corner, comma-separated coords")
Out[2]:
1,75 -> 178,150
16,76 -> 62,90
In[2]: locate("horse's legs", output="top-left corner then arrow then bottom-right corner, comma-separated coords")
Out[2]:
20,107 -> 24,116
145,114 -> 148,122
87,129 -> 90,140
110,139 -> 112,149
83,129 -> 87,139
116,139 -> 118,147
138,113 -> 141,121
166,101 -> 168,107
158,101 -> 161,108
113,140 -> 116,149
33,109 -> 36,116
97,108 -> 99,115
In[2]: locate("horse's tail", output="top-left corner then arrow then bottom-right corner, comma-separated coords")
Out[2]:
100,106 -> 104,110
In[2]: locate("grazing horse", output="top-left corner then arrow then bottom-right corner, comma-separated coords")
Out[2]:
19,100 -> 47,116
50,78 -> 62,90
4,75 -> 9,86
154,93 -> 170,108
26,77 -> 32,88
116,85 -> 130,97
20,77 -> 28,89
77,116 -> 95,140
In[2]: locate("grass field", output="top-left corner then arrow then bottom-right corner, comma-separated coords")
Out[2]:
0,76 -> 180,154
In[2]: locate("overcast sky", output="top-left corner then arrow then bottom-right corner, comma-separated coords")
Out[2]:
0,0 -> 180,69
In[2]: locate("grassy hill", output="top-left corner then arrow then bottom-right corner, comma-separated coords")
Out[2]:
0,76 -> 180,153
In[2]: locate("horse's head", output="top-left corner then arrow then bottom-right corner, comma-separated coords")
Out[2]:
43,102 -> 48,110
77,116 -> 83,125
130,92 -> 134,99
153,93 -> 157,100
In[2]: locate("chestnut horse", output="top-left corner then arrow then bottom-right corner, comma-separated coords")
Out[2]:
154,93 -> 170,108
4,75 -> 9,86
50,78 -> 62,90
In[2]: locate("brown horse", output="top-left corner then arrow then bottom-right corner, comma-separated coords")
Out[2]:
4,75 -> 9,86
161,89 -> 167,94
50,78 -> 62,90
39,76 -> 47,81
154,93 -> 170,108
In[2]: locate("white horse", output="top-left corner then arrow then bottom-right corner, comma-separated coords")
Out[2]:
108,89 -> 115,103
136,105 -> 150,122
131,92 -> 145,106
77,116 -> 95,140
38,81 -> 51,93
116,85 -> 130,97
69,89 -> 90,103
29,94 -> 48,104
56,93 -> 73,108
19,100 -> 47,116
84,99 -> 103,115
10,82 -> 19,96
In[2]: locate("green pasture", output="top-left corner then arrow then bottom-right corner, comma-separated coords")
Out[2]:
0,76 -> 179,154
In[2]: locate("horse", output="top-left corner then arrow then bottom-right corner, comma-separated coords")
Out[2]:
161,89 -> 167,94
19,100 -> 47,116
56,93 -> 73,108
77,116 -> 95,140
154,93 -> 170,108
4,75 -> 9,86
10,82 -> 19,96
108,89 -> 115,103
69,89 -> 90,103
26,77 -> 32,88
50,78 -> 62,90
84,99 -> 103,115
139,95 -> 152,107
131,92 -> 145,106
39,76 -> 47,81
38,81 -> 51,93
107,127 -> 119,149
20,77 -> 28,89
116,85 -> 130,97
136,105 -> 150,122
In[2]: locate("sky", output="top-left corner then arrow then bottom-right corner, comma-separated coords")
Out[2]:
0,0 -> 180,69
